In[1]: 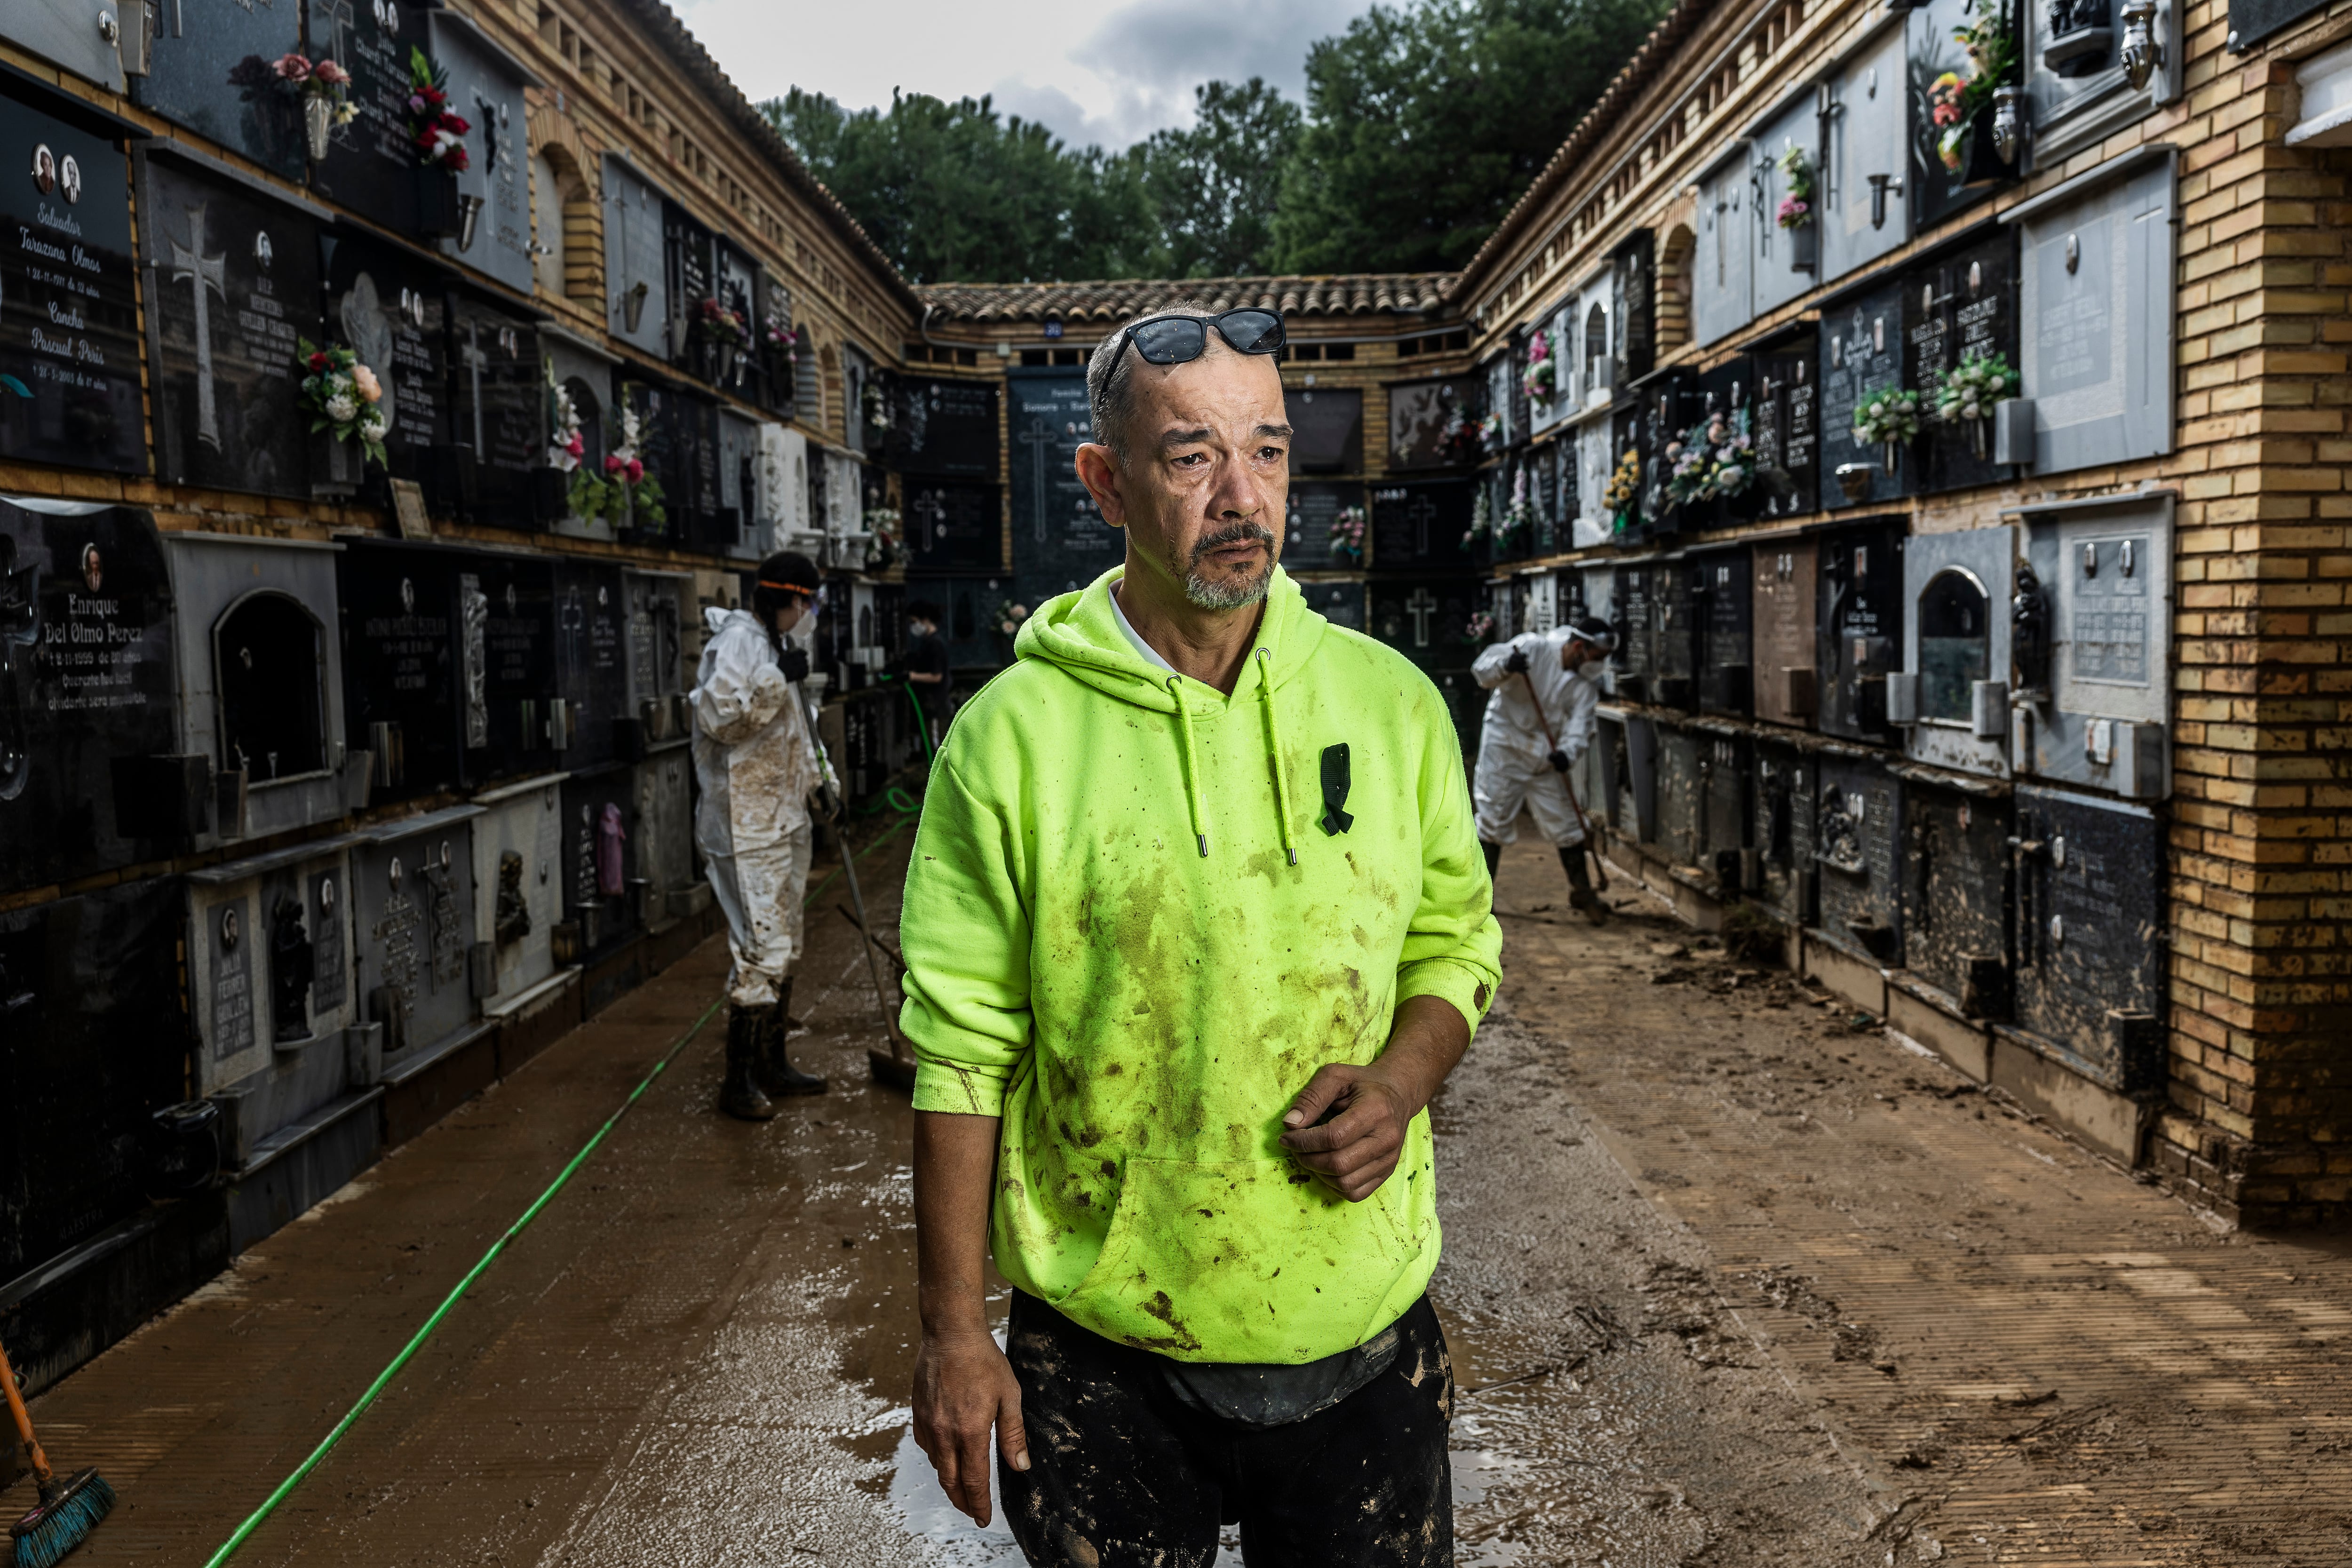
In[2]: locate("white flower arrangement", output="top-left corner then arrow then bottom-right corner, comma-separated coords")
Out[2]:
547,372 -> 585,473
1932,350 -> 2019,424
1851,388 -> 1923,447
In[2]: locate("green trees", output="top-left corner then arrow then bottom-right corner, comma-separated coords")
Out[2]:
762,0 -> 1664,284
762,89 -> 1152,285
1274,0 -> 1669,274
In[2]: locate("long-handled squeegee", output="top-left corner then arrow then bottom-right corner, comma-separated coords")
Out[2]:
803,685 -> 919,1091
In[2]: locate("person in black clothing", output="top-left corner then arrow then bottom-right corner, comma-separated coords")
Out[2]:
904,600 -> 953,754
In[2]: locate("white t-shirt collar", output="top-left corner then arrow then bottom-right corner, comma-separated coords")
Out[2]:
1109,579 -> 1180,676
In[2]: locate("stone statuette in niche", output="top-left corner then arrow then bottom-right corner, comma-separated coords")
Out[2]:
0,97 -> 144,474
269,892 -> 315,1043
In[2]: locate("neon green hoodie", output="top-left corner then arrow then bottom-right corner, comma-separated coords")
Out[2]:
899,565 -> 1501,1364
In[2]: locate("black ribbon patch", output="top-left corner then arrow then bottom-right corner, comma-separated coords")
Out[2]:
1319,743 -> 1353,836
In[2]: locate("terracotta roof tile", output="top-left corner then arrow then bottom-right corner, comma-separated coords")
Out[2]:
917,273 -> 1457,326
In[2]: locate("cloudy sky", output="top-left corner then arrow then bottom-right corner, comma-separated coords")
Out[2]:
668,0 -> 1377,150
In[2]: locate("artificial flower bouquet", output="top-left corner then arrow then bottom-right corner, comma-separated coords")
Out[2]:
296,338 -> 388,470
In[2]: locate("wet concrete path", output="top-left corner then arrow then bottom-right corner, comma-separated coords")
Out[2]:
7,828 -> 2349,1566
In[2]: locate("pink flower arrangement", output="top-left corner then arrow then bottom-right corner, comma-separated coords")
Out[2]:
1777,195 -> 1809,227
315,58 -> 350,87
1930,72 -> 1967,128
272,53 -> 311,82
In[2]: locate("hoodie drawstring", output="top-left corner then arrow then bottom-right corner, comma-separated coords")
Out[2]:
1255,649 -> 1297,866
1168,677 -> 1209,857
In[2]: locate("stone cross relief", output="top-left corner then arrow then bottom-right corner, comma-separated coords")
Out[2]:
1017,415 -> 1057,544
911,489 -> 947,547
1407,495 -> 1438,557
170,204 -> 229,453
460,320 -> 490,456
1405,587 -> 1438,649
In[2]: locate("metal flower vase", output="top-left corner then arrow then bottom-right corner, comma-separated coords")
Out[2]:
303,96 -> 333,163
310,429 -> 363,499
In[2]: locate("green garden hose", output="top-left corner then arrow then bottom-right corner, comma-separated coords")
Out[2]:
203,808 -> 922,1568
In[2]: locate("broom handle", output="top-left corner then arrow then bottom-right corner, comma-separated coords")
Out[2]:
1517,667 -> 1599,844
0,1337 -> 55,1488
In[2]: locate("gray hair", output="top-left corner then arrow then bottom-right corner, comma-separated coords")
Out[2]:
1085,298 -> 1220,462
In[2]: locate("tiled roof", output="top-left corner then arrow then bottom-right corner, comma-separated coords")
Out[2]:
1448,0 -> 1724,304
917,274 -> 1458,326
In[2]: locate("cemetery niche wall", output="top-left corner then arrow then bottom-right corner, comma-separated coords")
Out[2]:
425,11 -> 537,295
0,500 -> 184,896
445,289 -> 550,525
1893,523 -> 2016,780
138,151 -> 325,500
904,482 -> 1002,574
130,0 -> 308,177
1284,482 -> 1367,573
1751,535 -> 1820,727
470,773 -> 567,1019
349,803 -> 493,1141
0,876 -> 203,1393
185,836 -> 380,1252
304,0 -> 431,238
1286,386 -> 1365,475
1006,370 -> 1114,609
2013,493 -> 2171,800
163,532 -> 365,849
1370,480 -> 1476,574
0,86 -> 145,476
887,376 -> 1001,480
552,557 -> 629,767
319,231 -> 453,502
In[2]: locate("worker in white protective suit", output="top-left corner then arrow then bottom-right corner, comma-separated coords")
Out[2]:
1471,614 -> 1618,924
693,550 -> 840,1119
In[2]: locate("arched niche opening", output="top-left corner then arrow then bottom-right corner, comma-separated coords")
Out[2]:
1917,566 -> 1991,723
215,589 -> 327,782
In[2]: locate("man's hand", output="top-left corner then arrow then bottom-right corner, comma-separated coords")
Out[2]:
914,1110 -> 1025,1526
1549,748 -> 1571,773
913,1325 -> 1028,1527
778,645 -> 810,684
1279,995 -> 1470,1202
1504,645 -> 1531,675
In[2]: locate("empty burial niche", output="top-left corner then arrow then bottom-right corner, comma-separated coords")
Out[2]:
1916,566 -> 1991,724
216,591 -> 326,783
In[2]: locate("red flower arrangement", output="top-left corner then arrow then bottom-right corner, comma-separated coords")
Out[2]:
406,47 -> 471,173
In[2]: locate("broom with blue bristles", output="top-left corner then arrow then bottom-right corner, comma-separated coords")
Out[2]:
2,1337 -> 112,1568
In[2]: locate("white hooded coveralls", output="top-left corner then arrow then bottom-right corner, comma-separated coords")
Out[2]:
1471,626 -> 1603,847
692,607 -> 837,1008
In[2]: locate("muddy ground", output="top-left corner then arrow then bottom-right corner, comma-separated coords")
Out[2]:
5,827 -> 2348,1567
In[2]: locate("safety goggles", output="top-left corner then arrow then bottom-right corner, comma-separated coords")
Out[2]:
1116,308 -> 1287,366
756,578 -> 816,599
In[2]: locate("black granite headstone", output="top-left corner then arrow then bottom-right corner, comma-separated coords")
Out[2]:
664,202 -> 718,381
129,0 -> 308,177
2009,785 -> 2164,1092
338,541 -> 462,798
1753,343 -> 1820,519
553,559 -> 628,767
1696,547 -> 1754,716
888,376 -> 1001,478
319,230 -> 450,480
1286,387 -> 1363,475
306,0 -> 429,235
1296,580 -> 1366,632
1906,0 -> 2011,227
0,503 -> 180,895
1899,779 -> 2012,1010
669,393 -> 723,550
1385,377 -> 1481,471
1369,479 -> 1474,573
1816,520 -> 1908,744
140,155 -> 324,499
905,482 -> 1001,573
1652,557 -> 1700,710
427,12 -> 533,294
1282,482 -> 1364,572
1818,282 -> 1915,508
1904,230 -> 2018,496
1611,560 -> 1657,702
0,94 -> 144,475
619,379 -> 680,547
1369,577 -> 1482,672
447,292 -> 543,519
467,551 -> 555,783
561,765 -> 637,961
0,878 -> 186,1281
1005,371 -> 1115,606
1813,753 -> 1903,965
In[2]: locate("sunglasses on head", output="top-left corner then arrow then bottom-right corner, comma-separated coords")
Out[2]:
1116,308 -> 1287,366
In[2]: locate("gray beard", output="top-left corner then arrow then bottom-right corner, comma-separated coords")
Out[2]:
1181,522 -> 1275,610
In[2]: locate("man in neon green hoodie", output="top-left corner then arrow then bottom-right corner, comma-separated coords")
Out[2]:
900,302 -> 1501,1567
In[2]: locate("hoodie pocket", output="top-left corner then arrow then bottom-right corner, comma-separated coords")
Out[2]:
1049,1153 -> 1434,1364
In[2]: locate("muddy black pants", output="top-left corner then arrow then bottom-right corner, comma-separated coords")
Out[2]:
999,1290 -> 1454,1567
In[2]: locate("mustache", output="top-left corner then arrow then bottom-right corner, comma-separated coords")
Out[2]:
1186,520 -> 1275,570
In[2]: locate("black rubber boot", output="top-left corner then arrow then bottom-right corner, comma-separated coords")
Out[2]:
721,1005 -> 777,1121
761,994 -> 827,1097
1481,840 -> 1502,879
776,974 -> 808,1036
1561,844 -> 1609,926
